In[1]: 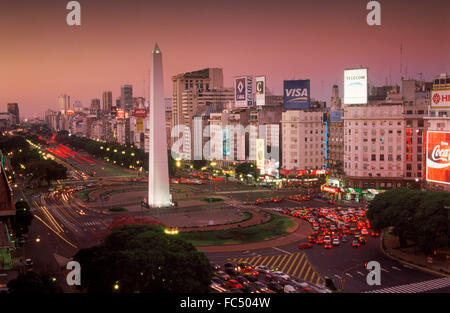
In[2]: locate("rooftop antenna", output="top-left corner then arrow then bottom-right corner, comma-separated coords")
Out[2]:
400,43 -> 403,79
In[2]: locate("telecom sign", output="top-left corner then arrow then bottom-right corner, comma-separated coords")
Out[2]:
256,76 -> 265,106
431,89 -> 450,109
344,68 -> 368,105
235,76 -> 253,107
426,131 -> 450,185
283,80 -> 310,110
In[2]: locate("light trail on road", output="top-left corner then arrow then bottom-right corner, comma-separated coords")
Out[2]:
33,214 -> 78,249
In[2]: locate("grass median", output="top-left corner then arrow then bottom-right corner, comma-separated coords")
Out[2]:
178,213 -> 296,246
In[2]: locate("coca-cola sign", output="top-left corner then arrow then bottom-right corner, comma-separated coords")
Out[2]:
426,131 -> 450,185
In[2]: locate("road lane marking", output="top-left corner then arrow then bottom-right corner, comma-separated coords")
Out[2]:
285,253 -> 301,275
297,262 -> 308,279
345,273 -> 353,278
334,274 -> 341,280
270,254 -> 282,269
276,254 -> 288,269
381,268 -> 389,272
272,247 -> 291,254
392,266 -> 402,271
263,255 -> 275,267
253,256 -> 262,265
303,265 -> 312,281
290,253 -> 305,277
280,253 -> 295,273
403,264 -> 413,269
357,271 -> 365,276
310,272 -> 316,283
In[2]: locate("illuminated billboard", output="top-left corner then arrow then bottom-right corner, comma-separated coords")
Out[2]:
256,138 -> 265,174
116,109 -> 125,119
344,68 -> 368,105
235,76 -> 253,107
283,80 -> 310,110
426,131 -> 450,185
66,108 -> 74,115
255,76 -> 265,106
134,108 -> 147,118
136,118 -> 144,131
431,89 -> 450,109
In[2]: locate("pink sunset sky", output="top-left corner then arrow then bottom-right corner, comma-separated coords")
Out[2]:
0,0 -> 448,118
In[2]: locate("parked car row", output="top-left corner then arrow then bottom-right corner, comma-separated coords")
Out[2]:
210,262 -> 330,293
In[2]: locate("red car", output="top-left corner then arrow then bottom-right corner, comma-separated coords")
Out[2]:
324,243 -> 333,249
298,243 -> 313,250
242,267 -> 259,276
226,279 -> 243,289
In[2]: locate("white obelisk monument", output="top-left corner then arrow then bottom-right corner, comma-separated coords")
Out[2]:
148,43 -> 171,207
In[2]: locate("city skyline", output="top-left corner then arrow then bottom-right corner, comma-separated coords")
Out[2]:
0,0 -> 448,118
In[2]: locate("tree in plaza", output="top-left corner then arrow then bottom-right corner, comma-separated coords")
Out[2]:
367,188 -> 450,253
7,272 -> 57,294
73,224 -> 212,293
192,159 -> 207,170
235,162 -> 259,182
14,201 -> 34,238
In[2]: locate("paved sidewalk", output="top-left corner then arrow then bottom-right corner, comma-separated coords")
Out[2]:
382,233 -> 450,277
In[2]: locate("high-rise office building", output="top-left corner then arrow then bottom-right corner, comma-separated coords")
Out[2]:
7,103 -> 19,125
58,95 -> 70,114
172,68 -> 224,130
121,85 -> 133,112
102,91 -> 112,113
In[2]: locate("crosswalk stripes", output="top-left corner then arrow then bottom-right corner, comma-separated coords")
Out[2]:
365,277 -> 450,293
231,252 -> 325,286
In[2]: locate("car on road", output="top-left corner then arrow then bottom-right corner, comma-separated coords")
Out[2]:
332,238 -> 340,246
215,271 -> 230,281
210,280 -> 227,292
24,258 -> 33,271
229,287 -> 244,293
371,231 -> 380,237
298,243 -> 313,250
361,228 -> 369,235
253,281 -> 269,292
242,273 -> 258,282
272,271 -> 290,280
352,239 -> 360,247
242,284 -> 258,293
359,237 -> 367,245
211,277 -> 226,287
235,276 -> 250,285
323,235 -> 331,244
267,281 -> 284,292
226,279 -> 243,289
284,284 -> 297,293
210,262 -> 221,271
324,243 -> 333,249
225,268 -> 238,276
255,265 -> 270,274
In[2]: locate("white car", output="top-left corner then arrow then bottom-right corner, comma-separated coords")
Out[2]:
284,285 -> 297,293
255,265 -> 270,274
332,238 -> 340,246
272,271 -> 290,280
361,228 -> 369,235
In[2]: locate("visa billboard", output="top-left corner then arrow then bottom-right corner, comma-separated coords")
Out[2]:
426,131 -> 450,185
344,68 -> 368,105
283,80 -> 310,110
